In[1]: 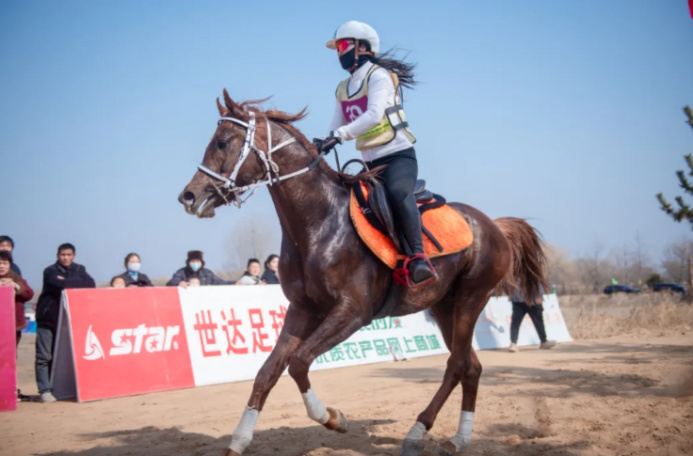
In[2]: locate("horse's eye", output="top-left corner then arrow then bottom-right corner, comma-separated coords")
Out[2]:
217,140 -> 228,149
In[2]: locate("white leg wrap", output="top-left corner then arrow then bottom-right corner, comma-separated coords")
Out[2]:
302,388 -> 329,424
449,411 -> 474,450
229,406 -> 259,454
405,421 -> 427,441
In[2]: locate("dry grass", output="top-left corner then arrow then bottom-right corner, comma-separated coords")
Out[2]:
560,293 -> 693,340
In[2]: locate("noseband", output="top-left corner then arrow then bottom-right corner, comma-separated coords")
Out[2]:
197,111 -> 326,208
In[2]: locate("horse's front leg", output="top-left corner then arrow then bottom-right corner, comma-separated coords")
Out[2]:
287,303 -> 366,434
225,304 -> 319,456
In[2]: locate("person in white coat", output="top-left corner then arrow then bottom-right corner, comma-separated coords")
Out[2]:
315,21 -> 437,288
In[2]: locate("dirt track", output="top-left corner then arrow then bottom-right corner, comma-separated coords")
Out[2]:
2,331 -> 692,456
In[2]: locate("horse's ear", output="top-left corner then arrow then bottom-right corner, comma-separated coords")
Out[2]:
223,89 -> 243,117
216,98 -> 229,117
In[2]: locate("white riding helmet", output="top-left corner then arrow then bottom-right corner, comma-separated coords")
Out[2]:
326,21 -> 380,55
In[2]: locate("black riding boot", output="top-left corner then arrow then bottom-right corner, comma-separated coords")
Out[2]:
394,197 -> 438,286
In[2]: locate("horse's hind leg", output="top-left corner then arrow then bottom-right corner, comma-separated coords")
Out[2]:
433,348 -> 481,456
400,297 -> 455,456
225,304 -> 319,456
401,289 -> 487,456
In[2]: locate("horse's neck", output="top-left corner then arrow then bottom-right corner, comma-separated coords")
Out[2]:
266,132 -> 347,247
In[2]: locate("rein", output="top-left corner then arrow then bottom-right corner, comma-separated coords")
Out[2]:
197,112 -> 328,207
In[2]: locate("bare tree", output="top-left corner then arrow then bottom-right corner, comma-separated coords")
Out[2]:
661,238 -> 693,283
631,231 -> 651,284
611,245 -> 633,284
576,239 -> 616,294
222,214 -> 281,279
544,244 -> 581,295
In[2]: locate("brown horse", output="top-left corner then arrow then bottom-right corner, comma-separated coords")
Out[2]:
178,91 -> 547,456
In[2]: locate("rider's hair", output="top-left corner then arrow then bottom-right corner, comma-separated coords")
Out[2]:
363,42 -> 417,90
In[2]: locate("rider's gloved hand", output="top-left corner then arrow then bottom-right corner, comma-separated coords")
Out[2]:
312,131 -> 343,153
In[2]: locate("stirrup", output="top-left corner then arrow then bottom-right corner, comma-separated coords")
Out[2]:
393,253 -> 438,289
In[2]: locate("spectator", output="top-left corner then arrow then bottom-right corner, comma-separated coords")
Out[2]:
0,250 -> 33,346
261,254 -> 280,284
508,281 -> 556,353
188,277 -> 201,287
237,258 -> 264,285
117,253 -> 153,287
166,250 -> 231,288
35,243 -> 95,403
0,235 -> 21,275
110,276 -> 126,288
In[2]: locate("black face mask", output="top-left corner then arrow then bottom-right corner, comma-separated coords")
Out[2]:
339,48 -> 356,70
339,49 -> 371,72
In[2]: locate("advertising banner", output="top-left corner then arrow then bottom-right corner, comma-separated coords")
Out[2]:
54,287 -> 195,401
179,285 -> 290,386
473,294 -> 572,349
51,286 -> 571,402
0,287 -> 17,412
179,286 -> 448,386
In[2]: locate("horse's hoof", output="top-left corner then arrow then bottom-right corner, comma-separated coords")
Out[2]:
400,439 -> 425,456
434,441 -> 465,456
223,450 -> 241,456
323,407 -> 349,433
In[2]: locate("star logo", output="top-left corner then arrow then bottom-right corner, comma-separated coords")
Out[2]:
83,325 -> 105,360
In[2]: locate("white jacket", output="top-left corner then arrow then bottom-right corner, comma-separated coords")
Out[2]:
330,61 -> 414,162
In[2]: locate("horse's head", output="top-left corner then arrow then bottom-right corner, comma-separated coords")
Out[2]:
178,90 -> 274,218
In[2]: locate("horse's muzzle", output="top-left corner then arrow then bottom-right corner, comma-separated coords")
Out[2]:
178,189 -> 219,218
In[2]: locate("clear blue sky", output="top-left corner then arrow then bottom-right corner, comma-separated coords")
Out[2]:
1,1 -> 692,288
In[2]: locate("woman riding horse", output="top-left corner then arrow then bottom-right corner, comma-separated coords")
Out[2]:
316,21 -> 437,288
179,21 -> 547,456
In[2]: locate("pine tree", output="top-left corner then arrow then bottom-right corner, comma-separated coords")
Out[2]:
657,106 -> 693,298
656,106 -> 693,224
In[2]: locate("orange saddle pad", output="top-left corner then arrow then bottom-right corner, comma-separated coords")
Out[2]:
349,182 -> 474,269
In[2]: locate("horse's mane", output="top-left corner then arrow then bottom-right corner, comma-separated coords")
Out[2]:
223,92 -> 382,185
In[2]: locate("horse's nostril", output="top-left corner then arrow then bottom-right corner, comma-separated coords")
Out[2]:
182,191 -> 196,204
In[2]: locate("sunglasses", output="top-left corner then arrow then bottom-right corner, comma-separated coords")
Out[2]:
336,39 -> 354,53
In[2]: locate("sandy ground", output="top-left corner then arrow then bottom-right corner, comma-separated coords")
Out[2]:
2,331 -> 692,456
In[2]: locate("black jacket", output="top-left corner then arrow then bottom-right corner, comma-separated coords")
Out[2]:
118,271 -> 153,287
166,267 -> 231,286
36,262 -> 96,330
261,269 -> 279,284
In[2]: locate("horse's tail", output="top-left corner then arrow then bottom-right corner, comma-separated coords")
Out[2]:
493,217 -> 548,303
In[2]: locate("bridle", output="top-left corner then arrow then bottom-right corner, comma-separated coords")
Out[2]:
197,111 -> 328,208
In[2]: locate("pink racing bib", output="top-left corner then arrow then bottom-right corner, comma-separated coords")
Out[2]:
340,95 -> 368,124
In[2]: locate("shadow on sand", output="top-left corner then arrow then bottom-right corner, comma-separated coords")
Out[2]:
369,341 -> 692,399
36,421 -> 592,456
37,420 -> 399,456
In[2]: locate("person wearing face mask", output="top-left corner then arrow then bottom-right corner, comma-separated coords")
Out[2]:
166,250 -> 232,288
315,21 -> 437,288
117,253 -> 153,287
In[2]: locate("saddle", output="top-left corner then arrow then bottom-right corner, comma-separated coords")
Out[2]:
350,179 -> 474,269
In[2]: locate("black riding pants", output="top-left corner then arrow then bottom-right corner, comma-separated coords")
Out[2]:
365,148 -> 423,255
510,301 -> 548,344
